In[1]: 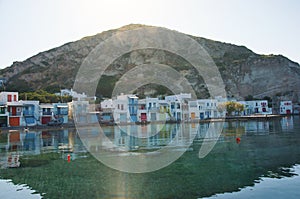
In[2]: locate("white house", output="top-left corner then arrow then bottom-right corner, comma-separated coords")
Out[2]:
146,97 -> 160,122
197,99 -> 218,119
244,100 -> 272,115
112,94 -> 138,124
57,89 -> 96,101
280,101 -> 293,115
165,93 -> 191,121
188,100 -> 200,120
101,99 -> 114,110
0,92 -> 18,103
100,99 -> 114,123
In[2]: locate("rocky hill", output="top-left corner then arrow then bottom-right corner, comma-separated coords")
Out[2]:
1,24 -> 299,102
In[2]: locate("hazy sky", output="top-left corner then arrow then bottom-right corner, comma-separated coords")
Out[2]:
0,0 -> 299,68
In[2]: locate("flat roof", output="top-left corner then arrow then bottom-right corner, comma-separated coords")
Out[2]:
40,104 -> 54,108
56,105 -> 68,108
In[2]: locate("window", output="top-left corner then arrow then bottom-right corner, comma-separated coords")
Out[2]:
14,95 -> 17,101
7,95 -> 12,102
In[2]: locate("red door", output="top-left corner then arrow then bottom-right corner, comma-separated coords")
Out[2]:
286,110 -> 291,114
12,107 -> 17,116
141,113 -> 147,121
9,117 -> 20,126
42,117 -> 51,124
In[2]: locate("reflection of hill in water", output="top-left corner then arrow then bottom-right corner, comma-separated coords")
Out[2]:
0,116 -> 299,198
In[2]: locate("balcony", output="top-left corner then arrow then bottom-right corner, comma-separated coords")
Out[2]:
56,110 -> 68,115
23,110 -> 35,116
9,112 -> 22,116
147,107 -> 159,111
0,110 -> 7,115
42,111 -> 52,116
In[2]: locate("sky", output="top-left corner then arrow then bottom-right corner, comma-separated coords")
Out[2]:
0,0 -> 299,69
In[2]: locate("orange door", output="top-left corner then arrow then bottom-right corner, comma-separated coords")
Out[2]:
9,117 -> 20,126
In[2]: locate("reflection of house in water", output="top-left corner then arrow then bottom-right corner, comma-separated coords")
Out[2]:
280,117 -> 294,131
113,124 -> 196,151
6,130 -> 22,151
0,129 -> 85,166
40,129 -> 84,153
244,121 -> 270,134
4,129 -> 83,155
196,122 -> 224,139
196,123 -> 210,139
5,130 -> 41,155
79,124 -> 200,152
41,131 -> 58,150
23,132 -> 41,154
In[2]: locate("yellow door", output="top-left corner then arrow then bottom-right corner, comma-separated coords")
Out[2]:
191,112 -> 195,119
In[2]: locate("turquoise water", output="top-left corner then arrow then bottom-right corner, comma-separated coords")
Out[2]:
0,116 -> 299,198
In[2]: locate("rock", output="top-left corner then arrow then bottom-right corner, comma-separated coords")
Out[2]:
0,24 -> 299,102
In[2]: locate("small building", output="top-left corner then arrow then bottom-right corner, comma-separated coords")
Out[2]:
137,99 -> 148,123
146,97 -> 160,122
165,93 -> 191,121
72,100 -> 89,124
0,102 -> 8,127
113,94 -> 138,124
245,100 -> 272,115
0,92 -> 22,127
57,89 -> 87,100
128,95 -> 138,122
53,103 -> 69,123
0,92 -> 18,103
196,99 -> 218,119
40,104 -> 54,124
188,100 -> 199,120
21,100 -> 40,126
7,101 -> 23,127
158,100 -> 171,121
280,101 -> 293,115
99,99 -> 114,124
237,101 -> 250,116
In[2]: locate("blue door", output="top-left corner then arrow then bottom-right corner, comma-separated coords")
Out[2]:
200,112 -> 204,120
